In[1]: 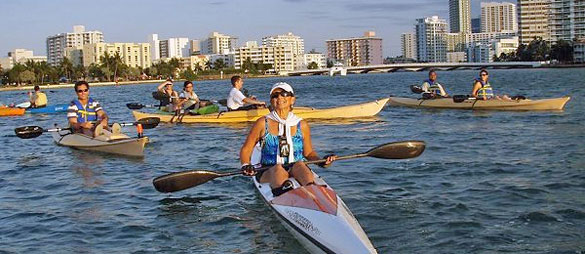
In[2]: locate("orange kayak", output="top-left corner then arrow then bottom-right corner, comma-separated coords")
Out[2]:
0,107 -> 25,116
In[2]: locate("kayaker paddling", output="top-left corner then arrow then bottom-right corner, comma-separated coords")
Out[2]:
471,69 -> 511,101
28,85 -> 48,108
239,82 -> 336,196
226,75 -> 265,111
421,70 -> 448,98
67,81 -> 113,137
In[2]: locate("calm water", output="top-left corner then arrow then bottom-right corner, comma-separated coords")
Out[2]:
1,68 -> 584,254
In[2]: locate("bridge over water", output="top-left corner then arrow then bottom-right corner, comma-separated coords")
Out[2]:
282,62 -> 544,76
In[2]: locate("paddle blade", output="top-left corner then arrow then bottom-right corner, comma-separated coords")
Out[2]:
366,140 -> 425,159
14,126 -> 44,139
153,170 -> 227,193
136,117 -> 160,129
453,95 -> 469,103
410,85 -> 424,94
126,103 -> 145,109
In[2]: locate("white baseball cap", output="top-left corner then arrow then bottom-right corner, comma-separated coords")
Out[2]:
269,82 -> 294,96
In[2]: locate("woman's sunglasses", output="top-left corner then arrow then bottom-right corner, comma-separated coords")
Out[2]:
76,89 -> 89,93
271,91 -> 294,99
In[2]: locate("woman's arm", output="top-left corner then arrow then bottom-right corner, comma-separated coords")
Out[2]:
240,117 -> 265,165
471,82 -> 481,97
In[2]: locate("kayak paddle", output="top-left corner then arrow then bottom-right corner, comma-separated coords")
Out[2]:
152,140 -> 426,193
126,103 -> 158,110
14,117 -> 161,139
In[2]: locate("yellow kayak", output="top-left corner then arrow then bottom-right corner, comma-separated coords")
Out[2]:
388,96 -> 570,111
132,98 -> 390,123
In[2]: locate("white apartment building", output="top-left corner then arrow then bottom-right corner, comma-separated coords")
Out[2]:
401,33 -> 417,59
449,0 -> 472,33
202,32 -> 238,55
447,52 -> 467,62
550,0 -> 585,42
82,42 -> 151,69
574,41 -> 585,63
0,49 -> 47,70
262,32 -> 305,57
0,57 -> 12,70
517,0 -> 550,44
493,36 -> 520,57
481,2 -> 518,33
179,55 -> 209,71
295,53 -> 326,70
208,53 -> 235,69
148,34 -> 161,62
160,38 -> 190,59
467,43 -> 493,62
234,42 -> 294,73
190,39 -> 201,55
465,31 -> 517,47
46,25 -> 103,66
416,16 -> 448,62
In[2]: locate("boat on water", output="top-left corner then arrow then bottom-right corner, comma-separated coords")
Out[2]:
329,62 -> 347,76
132,98 -> 390,123
25,104 -> 69,114
51,129 -> 149,157
0,107 -> 25,116
250,148 -> 377,254
388,96 -> 570,111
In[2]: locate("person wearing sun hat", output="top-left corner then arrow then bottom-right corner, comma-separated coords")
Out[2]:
238,82 -> 337,196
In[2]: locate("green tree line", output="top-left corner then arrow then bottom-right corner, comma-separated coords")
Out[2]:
495,38 -> 575,63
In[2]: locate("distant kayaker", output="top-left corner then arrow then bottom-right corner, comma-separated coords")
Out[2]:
421,70 -> 448,98
226,75 -> 265,111
239,82 -> 337,196
471,69 -> 511,100
28,85 -> 48,108
67,81 -> 112,137
177,81 -> 210,111
156,79 -> 179,111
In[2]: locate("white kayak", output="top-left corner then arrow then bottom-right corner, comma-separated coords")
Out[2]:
51,129 -> 149,157
251,148 -> 377,253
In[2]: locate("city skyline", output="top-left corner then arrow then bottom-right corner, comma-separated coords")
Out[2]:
1,0 -> 511,58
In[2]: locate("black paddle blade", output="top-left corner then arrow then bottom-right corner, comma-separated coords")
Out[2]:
366,140 -> 425,159
153,170 -> 227,193
126,103 -> 144,109
136,117 -> 160,129
14,126 -> 44,139
410,85 -> 424,94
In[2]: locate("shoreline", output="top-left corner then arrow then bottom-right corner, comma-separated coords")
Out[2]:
0,74 -> 280,92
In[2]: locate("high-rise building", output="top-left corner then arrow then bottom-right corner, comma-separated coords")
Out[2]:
481,2 -> 518,33
82,42 -> 151,69
190,40 -> 201,55
202,32 -> 238,55
472,18 -> 482,33
401,33 -> 417,60
46,25 -> 104,66
262,32 -> 305,57
325,31 -> 383,66
159,38 -> 190,59
416,16 -> 448,62
233,42 -> 294,73
549,0 -> 585,42
1,49 -> 47,69
449,0 -> 472,33
148,34 -> 160,61
517,0 -> 550,44
295,53 -> 326,70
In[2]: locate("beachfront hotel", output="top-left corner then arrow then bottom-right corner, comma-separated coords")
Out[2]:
262,32 -> 305,57
481,2 -> 518,33
82,42 -> 151,69
201,32 -> 238,55
325,31 -> 383,66
416,16 -> 448,63
549,0 -> 585,43
517,0 -> 550,44
46,25 -> 103,66
233,41 -> 295,74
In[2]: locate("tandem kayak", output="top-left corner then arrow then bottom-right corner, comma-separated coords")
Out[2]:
51,129 -> 149,157
132,98 -> 390,123
250,148 -> 377,254
0,107 -> 25,116
25,104 -> 69,114
388,96 -> 570,111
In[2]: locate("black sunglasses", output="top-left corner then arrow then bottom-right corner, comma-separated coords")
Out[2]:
76,89 -> 89,93
271,91 -> 294,99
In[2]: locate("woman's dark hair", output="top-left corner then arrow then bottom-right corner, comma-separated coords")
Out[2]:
34,85 -> 40,91
74,81 -> 89,91
184,81 -> 193,89
479,69 -> 489,75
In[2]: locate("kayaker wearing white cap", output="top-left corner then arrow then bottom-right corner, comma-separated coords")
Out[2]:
226,75 -> 265,111
239,82 -> 337,196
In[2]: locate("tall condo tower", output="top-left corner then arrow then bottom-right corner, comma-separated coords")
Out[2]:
449,0 -> 472,33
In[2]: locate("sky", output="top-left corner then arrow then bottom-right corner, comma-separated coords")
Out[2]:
0,0 -> 511,58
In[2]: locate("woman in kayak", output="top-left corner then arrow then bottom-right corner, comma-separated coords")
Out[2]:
28,85 -> 48,108
177,81 -> 211,112
471,70 -> 511,100
67,81 -> 112,137
239,82 -> 337,196
156,79 -> 179,111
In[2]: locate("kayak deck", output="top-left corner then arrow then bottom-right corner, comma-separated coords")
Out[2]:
51,129 -> 148,157
388,96 -> 570,111
132,98 -> 389,123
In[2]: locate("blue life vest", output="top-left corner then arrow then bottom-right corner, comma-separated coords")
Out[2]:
261,120 -> 304,165
425,79 -> 443,95
72,98 -> 98,123
475,79 -> 494,99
